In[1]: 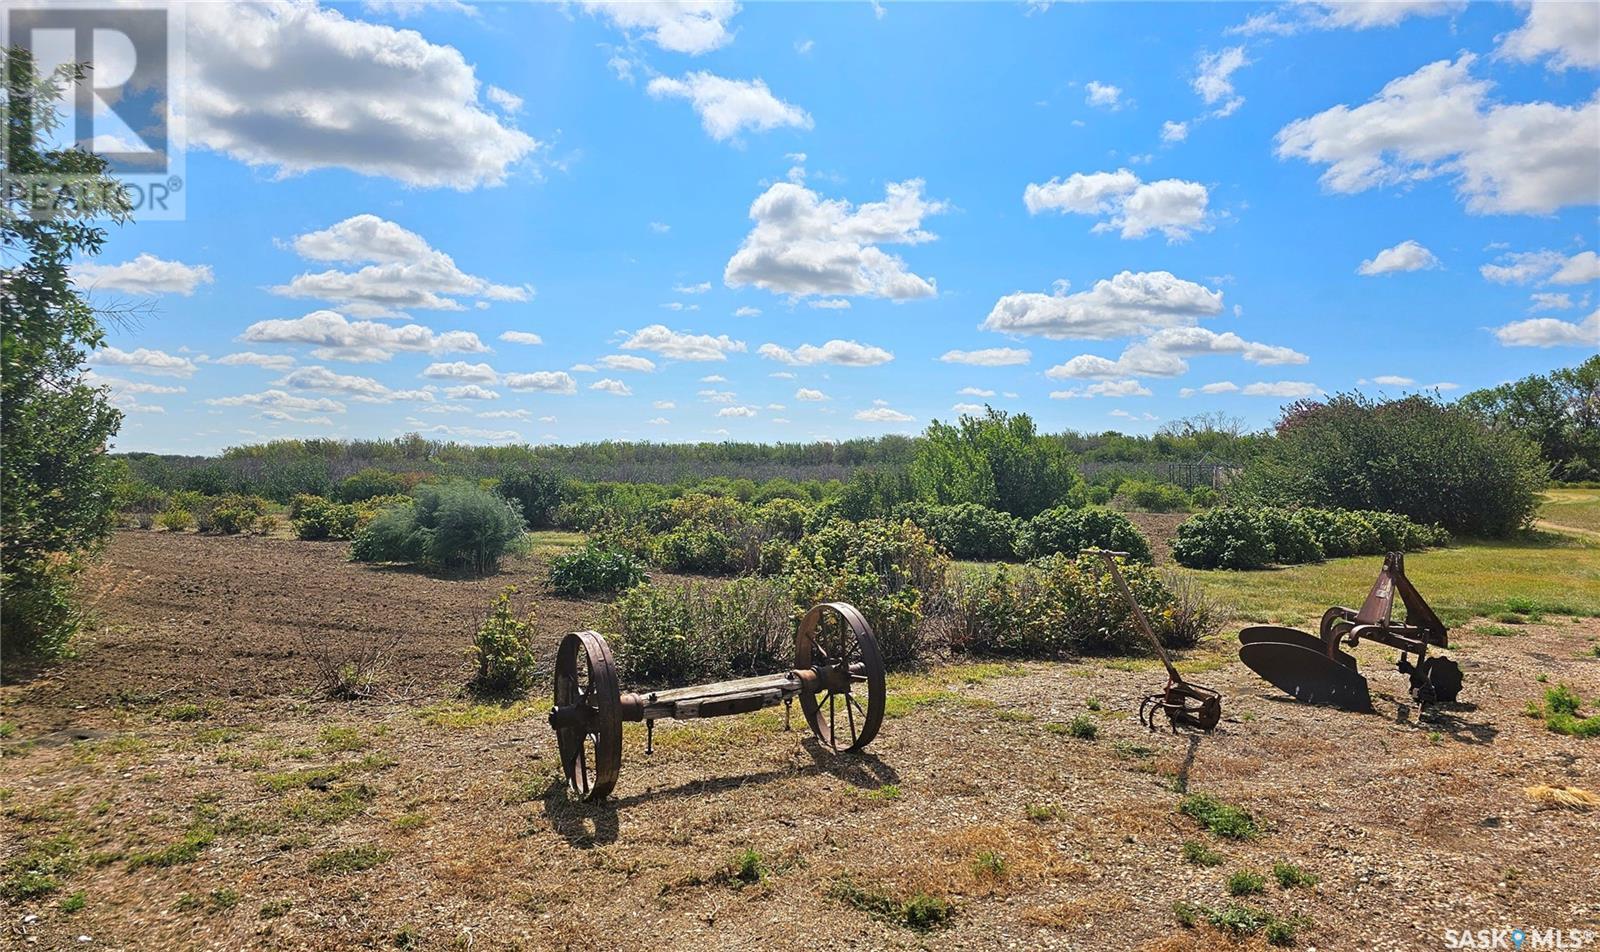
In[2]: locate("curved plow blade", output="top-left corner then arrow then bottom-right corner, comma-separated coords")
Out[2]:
1240,626 -> 1359,669
1239,641 -> 1372,712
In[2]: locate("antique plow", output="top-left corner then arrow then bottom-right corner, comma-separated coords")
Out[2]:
547,602 -> 886,801
1084,549 -> 1223,732
1238,552 -> 1463,711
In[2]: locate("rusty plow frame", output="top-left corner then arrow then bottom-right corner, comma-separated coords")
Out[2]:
1238,552 -> 1463,712
1084,549 -> 1223,733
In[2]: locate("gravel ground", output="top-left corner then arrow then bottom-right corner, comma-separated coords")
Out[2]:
3,531 -> 1598,951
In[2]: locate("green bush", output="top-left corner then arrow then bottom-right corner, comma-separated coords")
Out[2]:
156,506 -> 194,532
211,494 -> 270,535
335,468 -> 408,504
546,543 -> 648,597
492,466 -> 566,529
949,554 -> 1206,656
1291,508 -> 1380,558
1188,486 -> 1219,509
293,496 -> 363,541
0,561 -> 86,662
1233,393 -> 1545,536
1025,506 -> 1151,563
472,588 -> 537,692
780,518 -> 947,665
896,502 -> 1023,561
1259,508 -> 1324,565
605,577 -> 790,684
349,482 -> 525,575
909,408 -> 1079,518
1115,480 -> 1191,513
1176,505 -> 1444,569
1173,507 -> 1277,569
652,524 -> 744,575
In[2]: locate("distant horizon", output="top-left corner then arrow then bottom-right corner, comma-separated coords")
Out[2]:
51,1 -> 1597,456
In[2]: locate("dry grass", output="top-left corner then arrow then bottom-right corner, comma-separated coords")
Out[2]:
1525,785 -> 1600,810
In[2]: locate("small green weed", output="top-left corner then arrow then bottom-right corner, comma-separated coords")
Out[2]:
1180,840 -> 1223,867
308,845 -> 391,875
1225,869 -> 1266,896
971,850 -> 1007,879
1272,862 -> 1318,889
1179,793 -> 1260,840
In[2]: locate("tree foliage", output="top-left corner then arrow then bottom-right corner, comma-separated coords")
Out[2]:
1458,357 -> 1600,482
1231,393 -> 1545,537
910,407 -> 1078,518
2,49 -> 130,660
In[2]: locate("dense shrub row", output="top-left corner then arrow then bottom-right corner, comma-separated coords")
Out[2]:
948,554 -> 1219,656
350,483 -> 526,575
1172,506 -> 1448,569
599,519 -> 1204,686
606,577 -> 792,683
547,543 -> 649,597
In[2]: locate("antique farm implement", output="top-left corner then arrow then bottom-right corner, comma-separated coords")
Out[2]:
1084,550 -> 1223,732
547,602 -> 886,801
1238,552 -> 1463,711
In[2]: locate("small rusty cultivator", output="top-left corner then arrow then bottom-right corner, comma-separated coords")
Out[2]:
1084,550 -> 1223,733
1238,552 -> 1463,711
547,602 -> 886,801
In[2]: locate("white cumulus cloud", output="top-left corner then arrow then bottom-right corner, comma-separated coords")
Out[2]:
938,348 -> 1031,366
725,179 -> 946,300
1492,309 -> 1600,347
1025,169 -> 1209,241
75,254 -> 214,295
982,271 -> 1223,340
241,310 -> 488,362
619,324 -> 746,361
758,339 -> 893,366
90,346 -> 197,378
180,2 -> 538,188
580,0 -> 739,55
647,72 -> 811,142
1276,54 -> 1600,214
1357,239 -> 1441,275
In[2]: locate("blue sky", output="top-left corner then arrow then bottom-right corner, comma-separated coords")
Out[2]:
65,0 -> 1599,453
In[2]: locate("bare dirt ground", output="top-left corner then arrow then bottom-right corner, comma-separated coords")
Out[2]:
3,531 -> 1599,951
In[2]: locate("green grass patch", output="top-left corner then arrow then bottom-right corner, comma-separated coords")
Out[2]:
1272,861 -> 1318,889
1180,840 -> 1223,867
284,783 -> 375,825
58,890 -> 86,913
728,848 -> 769,886
1177,534 -> 1600,628
1044,715 -> 1097,740
1179,793 -> 1261,840
259,899 -> 293,920
318,726 -> 367,751
1526,683 -> 1600,738
1173,901 -> 1301,945
162,703 -> 209,722
392,812 -> 428,831
830,876 -> 954,931
308,845 -> 391,875
862,783 -> 901,801
1539,488 -> 1600,534
1,835 -> 79,901
1025,803 -> 1063,823
126,826 -> 214,870
971,850 -> 1007,880
1225,869 -> 1266,896
416,701 -> 534,729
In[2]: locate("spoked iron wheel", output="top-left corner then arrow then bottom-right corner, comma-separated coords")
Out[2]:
796,602 -> 885,752
551,630 -> 622,801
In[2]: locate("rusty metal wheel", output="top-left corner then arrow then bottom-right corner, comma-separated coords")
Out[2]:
551,630 -> 622,801
796,602 -> 885,753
